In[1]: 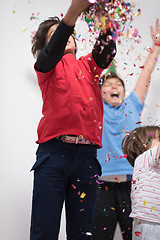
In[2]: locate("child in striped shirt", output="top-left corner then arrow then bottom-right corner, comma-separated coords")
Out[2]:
122,126 -> 160,240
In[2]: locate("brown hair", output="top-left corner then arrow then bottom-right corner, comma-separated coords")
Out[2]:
122,126 -> 160,167
99,72 -> 125,91
31,16 -> 77,58
31,17 -> 61,58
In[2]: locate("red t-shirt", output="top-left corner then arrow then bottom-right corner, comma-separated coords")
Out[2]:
35,52 -> 105,148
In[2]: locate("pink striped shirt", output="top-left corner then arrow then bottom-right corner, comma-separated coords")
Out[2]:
130,145 -> 160,223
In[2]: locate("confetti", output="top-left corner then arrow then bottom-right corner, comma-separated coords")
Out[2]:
119,154 -> 127,158
96,180 -> 104,184
143,200 -> 147,205
147,47 -> 153,53
91,174 -> 98,178
30,13 -> 39,21
86,232 -> 92,236
152,206 -> 156,211
131,179 -> 136,184
80,192 -> 86,198
80,208 -> 84,211
135,231 -> 141,237
72,184 -> 76,189
81,0 -> 140,39
139,65 -> 144,68
105,154 -> 110,162
22,27 -> 27,32
127,73 -> 134,76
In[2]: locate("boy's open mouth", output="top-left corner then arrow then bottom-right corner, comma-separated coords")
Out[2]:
111,92 -> 119,98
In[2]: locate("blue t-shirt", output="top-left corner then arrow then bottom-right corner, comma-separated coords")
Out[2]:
97,91 -> 144,176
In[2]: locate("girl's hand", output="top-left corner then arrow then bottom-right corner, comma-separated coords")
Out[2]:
150,18 -> 160,45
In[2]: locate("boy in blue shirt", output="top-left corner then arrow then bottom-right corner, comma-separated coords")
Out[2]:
93,18 -> 160,240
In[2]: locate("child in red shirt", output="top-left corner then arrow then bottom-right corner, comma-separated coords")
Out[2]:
30,1 -> 116,239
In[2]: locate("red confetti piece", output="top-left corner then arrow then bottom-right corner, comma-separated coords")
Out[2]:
131,179 -> 136,184
147,48 -> 153,53
119,154 -> 127,158
128,73 -> 134,76
135,231 -> 141,237
136,121 -> 142,124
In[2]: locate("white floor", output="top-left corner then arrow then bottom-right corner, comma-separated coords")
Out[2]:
114,223 -> 123,240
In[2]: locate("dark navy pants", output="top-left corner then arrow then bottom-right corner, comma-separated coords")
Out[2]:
30,138 -> 101,240
93,181 -> 132,240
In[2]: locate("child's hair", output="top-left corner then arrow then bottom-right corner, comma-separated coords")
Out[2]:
31,16 -> 77,58
99,71 -> 125,91
122,126 -> 160,167
31,17 -> 60,58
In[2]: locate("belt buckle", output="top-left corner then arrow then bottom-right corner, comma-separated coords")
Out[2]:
75,136 -> 79,144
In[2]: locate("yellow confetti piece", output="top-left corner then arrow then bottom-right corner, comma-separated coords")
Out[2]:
95,75 -> 99,78
13,10 -> 15,14
138,54 -> 142,61
143,200 -> 147,205
152,206 -> 156,211
111,207 -> 115,210
90,97 -> 94,101
22,27 -> 27,32
80,192 -> 86,199
100,16 -> 106,31
126,29 -> 129,38
156,104 -> 159,107
122,129 -> 126,133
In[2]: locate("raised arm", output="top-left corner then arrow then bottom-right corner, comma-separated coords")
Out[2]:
135,18 -> 160,103
92,30 -> 116,69
63,0 -> 91,27
36,0 -> 91,73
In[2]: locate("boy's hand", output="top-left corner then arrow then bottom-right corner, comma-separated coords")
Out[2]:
63,0 -> 92,27
70,0 -> 91,15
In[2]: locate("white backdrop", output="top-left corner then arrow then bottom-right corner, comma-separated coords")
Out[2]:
1,0 -> 160,239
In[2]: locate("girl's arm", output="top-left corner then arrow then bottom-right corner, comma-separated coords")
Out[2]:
134,19 -> 160,103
